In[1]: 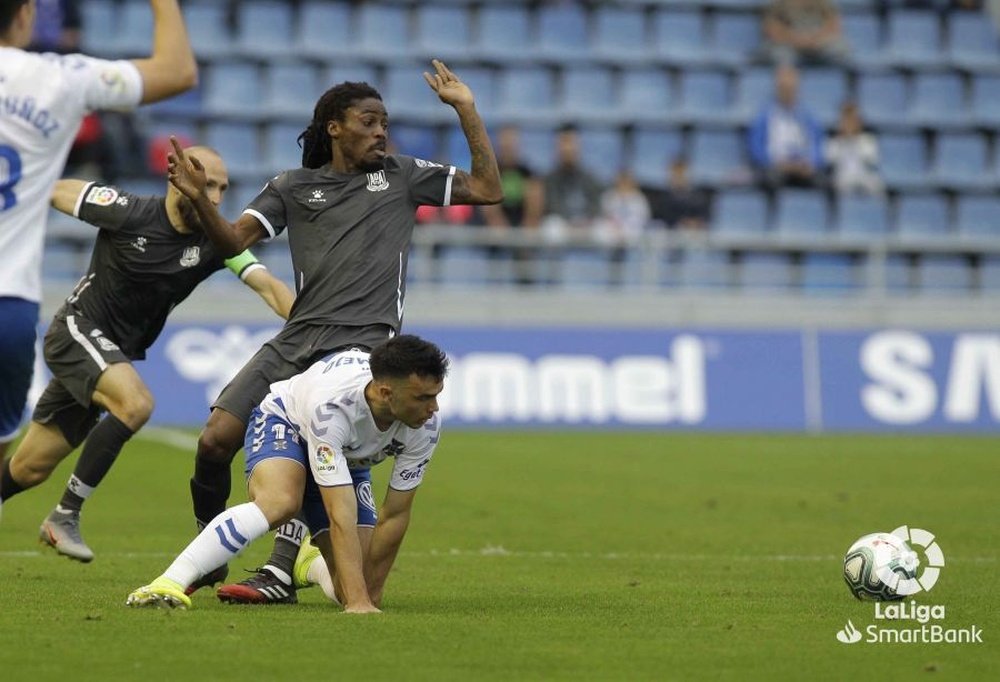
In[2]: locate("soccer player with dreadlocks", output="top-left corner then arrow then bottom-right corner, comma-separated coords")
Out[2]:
165,60 -> 501,604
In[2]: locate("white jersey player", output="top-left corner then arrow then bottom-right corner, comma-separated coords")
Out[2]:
127,335 -> 447,613
0,0 -> 196,464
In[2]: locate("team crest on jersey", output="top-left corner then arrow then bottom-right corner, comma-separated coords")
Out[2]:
366,171 -> 389,192
85,186 -> 118,207
413,158 -> 443,169
179,246 -> 201,267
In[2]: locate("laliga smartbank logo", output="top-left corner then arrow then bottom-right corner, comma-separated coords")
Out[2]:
836,526 -> 983,646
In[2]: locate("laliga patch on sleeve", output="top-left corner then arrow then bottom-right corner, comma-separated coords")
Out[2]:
85,186 -> 119,207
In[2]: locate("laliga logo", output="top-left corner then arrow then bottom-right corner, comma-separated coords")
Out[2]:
876,525 -> 945,597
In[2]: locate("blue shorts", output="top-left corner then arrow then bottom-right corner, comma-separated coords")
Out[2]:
0,297 -> 39,441
244,406 -> 377,535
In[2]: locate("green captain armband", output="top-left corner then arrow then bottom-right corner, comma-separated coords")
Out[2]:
224,250 -> 266,281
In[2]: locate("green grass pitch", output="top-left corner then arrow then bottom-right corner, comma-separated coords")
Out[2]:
0,431 -> 997,681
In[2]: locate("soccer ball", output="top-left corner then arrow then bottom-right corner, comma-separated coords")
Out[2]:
843,532 -> 920,601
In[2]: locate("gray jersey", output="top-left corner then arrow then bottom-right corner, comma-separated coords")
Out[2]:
245,155 -> 456,331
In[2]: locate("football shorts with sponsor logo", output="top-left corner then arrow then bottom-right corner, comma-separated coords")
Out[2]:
213,321 -> 393,426
0,297 -> 40,442
32,312 -> 129,447
243,406 -> 377,534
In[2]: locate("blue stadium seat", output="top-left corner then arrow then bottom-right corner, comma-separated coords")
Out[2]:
654,10 -> 711,66
437,247 -> 495,288
907,73 -> 969,130
713,191 -> 769,235
799,69 -> 849,128
593,7 -> 649,65
617,69 -> 674,125
558,250 -> 614,289
496,67 -> 558,125
536,4 -> 590,63
884,11 -> 943,68
841,12 -> 883,68
394,124 -> 440,162
711,12 -> 761,67
454,68 -> 496,119
676,71 -> 734,125
297,1 -> 354,60
970,75 -> 1000,127
677,249 -> 731,289
205,122 -> 263,181
948,13 -> 1000,71
413,5 -> 472,61
262,62 -> 320,120
894,193 -> 951,241
560,67 -> 616,125
385,65 -> 449,124
322,64 -> 378,89
225,181 -> 269,220
235,1 -> 295,59
955,195 -> 1000,239
518,127 -> 557,175
357,3 -> 412,60
980,256 -> 1000,291
80,0 -> 116,56
863,253 -> 912,293
916,255 -> 973,294
834,195 -> 890,237
879,133 -> 930,192
801,254 -> 858,295
184,1 -> 235,59
857,72 -> 909,129
110,1 -> 153,56
577,128 -> 625,184
262,123 -> 305,174
477,6 -> 533,63
687,130 -> 745,186
733,67 -> 774,123
740,252 -> 793,291
629,128 -> 684,187
774,190 -> 829,237
144,86 -> 202,118
41,243 -> 86,283
931,133 -> 994,191
202,62 -> 262,120
443,126 -> 471,168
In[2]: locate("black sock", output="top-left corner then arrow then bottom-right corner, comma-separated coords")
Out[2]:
264,517 -> 308,584
0,457 -> 26,502
58,414 -> 134,512
191,455 -> 232,529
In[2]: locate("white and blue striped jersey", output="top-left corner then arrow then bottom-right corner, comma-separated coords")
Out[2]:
0,48 -> 143,302
258,349 -> 440,491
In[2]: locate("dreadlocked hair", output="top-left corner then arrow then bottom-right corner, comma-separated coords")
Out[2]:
298,81 -> 383,169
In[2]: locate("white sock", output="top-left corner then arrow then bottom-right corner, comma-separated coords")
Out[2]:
306,552 -> 339,605
162,502 -> 270,588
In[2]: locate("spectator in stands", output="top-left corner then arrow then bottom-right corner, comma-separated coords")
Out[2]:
482,125 -> 544,284
825,101 -> 884,197
599,170 -> 650,285
647,157 -> 710,231
747,64 -> 824,189
541,124 -> 603,240
28,0 -> 79,53
763,0 -> 847,66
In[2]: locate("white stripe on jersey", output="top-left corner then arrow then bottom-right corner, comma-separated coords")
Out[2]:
72,181 -> 95,218
442,165 -> 456,206
243,208 -> 277,239
66,315 -> 108,371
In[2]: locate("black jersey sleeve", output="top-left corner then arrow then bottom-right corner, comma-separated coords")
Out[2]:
75,183 -> 141,232
396,155 -> 458,208
243,174 -> 289,238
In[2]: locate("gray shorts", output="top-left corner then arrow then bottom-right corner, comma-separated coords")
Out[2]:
33,312 -> 130,447
213,322 -> 393,426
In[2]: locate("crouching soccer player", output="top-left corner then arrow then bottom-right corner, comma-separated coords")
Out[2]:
126,334 -> 446,611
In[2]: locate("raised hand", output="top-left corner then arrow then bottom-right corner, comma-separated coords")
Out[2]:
166,135 -> 207,199
423,59 -> 475,109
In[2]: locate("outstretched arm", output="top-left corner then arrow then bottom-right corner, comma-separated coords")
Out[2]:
320,485 -> 380,614
242,268 -> 295,320
424,60 -> 503,205
364,487 -> 417,607
130,0 -> 198,104
50,179 -> 90,216
167,137 -> 267,256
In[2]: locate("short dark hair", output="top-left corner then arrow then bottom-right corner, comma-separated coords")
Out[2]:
369,335 -> 449,383
298,81 -> 383,169
0,0 -> 29,34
